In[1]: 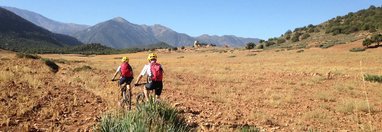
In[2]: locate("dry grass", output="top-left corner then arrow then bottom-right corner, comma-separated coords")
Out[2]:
2,41 -> 381,131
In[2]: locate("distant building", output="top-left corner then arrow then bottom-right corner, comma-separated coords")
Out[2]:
193,41 -> 216,48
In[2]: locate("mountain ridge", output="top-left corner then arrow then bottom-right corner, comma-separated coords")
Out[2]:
0,7 -> 82,53
2,6 -> 90,35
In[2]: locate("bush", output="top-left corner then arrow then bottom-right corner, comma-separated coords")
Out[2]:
15,53 -> 41,59
371,33 -> 382,46
172,47 -> 178,51
255,44 -> 264,49
291,35 -> 299,42
319,43 -> 335,49
349,48 -> 366,52
96,98 -> 191,131
180,46 -> 185,50
277,38 -> 286,44
42,59 -> 59,73
300,33 -> 310,40
245,42 -> 256,49
362,38 -> 374,47
364,74 -> 382,83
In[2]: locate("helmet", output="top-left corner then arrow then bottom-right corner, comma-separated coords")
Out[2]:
147,53 -> 157,61
121,56 -> 129,62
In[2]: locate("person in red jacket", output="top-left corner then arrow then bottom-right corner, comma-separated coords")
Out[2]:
135,53 -> 164,101
112,57 -> 134,105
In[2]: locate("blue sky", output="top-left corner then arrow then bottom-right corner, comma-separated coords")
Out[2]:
1,0 -> 381,39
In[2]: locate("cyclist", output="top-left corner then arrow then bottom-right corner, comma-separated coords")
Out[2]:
135,53 -> 164,101
111,57 -> 134,106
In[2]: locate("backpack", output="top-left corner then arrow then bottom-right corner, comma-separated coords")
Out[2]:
150,62 -> 163,81
121,62 -> 133,77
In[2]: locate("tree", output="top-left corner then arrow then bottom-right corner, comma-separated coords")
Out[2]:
259,39 -> 265,43
371,34 -> 382,46
245,42 -> 255,49
363,38 -> 374,48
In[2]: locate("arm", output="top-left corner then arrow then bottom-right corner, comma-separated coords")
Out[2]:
135,75 -> 143,84
111,71 -> 119,81
111,66 -> 121,81
135,65 -> 148,84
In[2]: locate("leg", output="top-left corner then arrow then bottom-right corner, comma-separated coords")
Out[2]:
154,81 -> 163,101
143,86 -> 149,101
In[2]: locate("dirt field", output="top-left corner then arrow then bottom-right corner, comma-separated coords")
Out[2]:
1,40 -> 382,131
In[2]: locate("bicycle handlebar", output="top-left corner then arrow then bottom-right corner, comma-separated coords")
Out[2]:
134,83 -> 146,86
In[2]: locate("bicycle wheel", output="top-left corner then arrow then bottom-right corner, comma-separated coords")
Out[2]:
136,93 -> 145,110
121,90 -> 132,111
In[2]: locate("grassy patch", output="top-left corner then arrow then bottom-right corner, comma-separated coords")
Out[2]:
73,65 -> 93,72
315,91 -> 336,102
364,74 -> 382,83
240,125 -> 260,132
96,99 -> 191,131
336,99 -> 375,114
228,55 -> 236,58
15,53 -> 41,59
349,48 -> 366,52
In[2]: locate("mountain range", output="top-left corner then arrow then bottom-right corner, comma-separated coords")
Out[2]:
2,6 -> 90,35
0,7 -> 82,52
3,6 -> 259,49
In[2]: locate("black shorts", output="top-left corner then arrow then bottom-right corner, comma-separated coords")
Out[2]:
119,77 -> 133,85
145,81 -> 163,96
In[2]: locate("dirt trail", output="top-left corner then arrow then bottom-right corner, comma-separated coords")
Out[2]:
0,56 -> 107,131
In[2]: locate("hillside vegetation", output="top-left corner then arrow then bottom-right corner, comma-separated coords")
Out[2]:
0,7 -> 82,53
253,5 -> 382,50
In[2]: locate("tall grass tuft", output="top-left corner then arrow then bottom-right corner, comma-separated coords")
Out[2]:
364,74 -> 382,83
73,65 -> 92,72
97,98 -> 192,132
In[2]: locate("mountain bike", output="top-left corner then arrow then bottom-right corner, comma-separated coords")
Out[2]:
112,79 -> 132,110
134,83 -> 146,110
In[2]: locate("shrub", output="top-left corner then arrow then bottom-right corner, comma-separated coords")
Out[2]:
172,47 -> 178,51
362,38 -> 374,47
42,58 -> 59,73
349,48 -> 366,52
245,42 -> 256,49
300,33 -> 311,40
96,99 -> 191,131
291,32 -> 302,42
291,35 -> 299,42
371,33 -> 382,46
296,50 -> 304,53
364,74 -> 382,83
15,53 -> 41,59
180,46 -> 185,50
240,125 -> 260,132
277,38 -> 286,44
319,43 -> 335,49
255,44 -> 264,49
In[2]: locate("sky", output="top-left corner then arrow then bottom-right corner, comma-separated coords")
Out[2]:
0,0 -> 381,39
